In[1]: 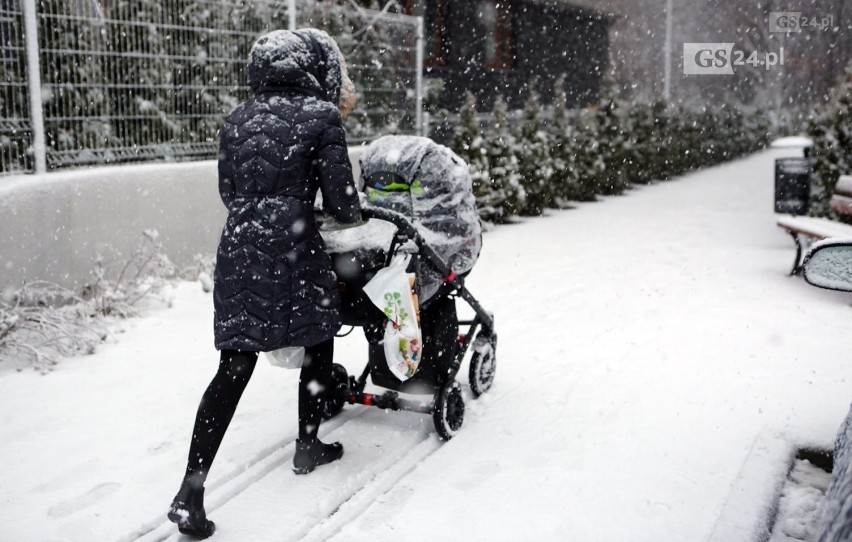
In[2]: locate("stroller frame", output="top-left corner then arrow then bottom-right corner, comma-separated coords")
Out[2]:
325,206 -> 496,440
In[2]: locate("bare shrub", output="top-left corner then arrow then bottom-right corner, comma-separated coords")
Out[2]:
0,230 -> 181,373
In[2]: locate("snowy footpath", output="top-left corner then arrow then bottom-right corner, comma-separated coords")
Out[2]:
2,148 -> 851,542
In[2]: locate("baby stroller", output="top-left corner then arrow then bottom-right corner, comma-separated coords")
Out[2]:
320,136 -> 496,440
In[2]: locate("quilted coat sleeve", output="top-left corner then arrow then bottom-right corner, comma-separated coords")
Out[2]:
317,108 -> 361,223
217,130 -> 236,207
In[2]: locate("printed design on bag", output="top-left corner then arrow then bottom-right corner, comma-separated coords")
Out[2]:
390,333 -> 420,378
362,254 -> 423,381
405,338 -> 420,377
383,291 -> 410,326
383,291 -> 421,378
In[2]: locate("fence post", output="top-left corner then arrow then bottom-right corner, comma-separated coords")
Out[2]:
288,0 -> 297,30
415,15 -> 424,137
21,0 -> 46,173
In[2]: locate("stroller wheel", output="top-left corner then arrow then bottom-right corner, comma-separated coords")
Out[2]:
322,363 -> 350,420
469,334 -> 496,398
433,381 -> 465,440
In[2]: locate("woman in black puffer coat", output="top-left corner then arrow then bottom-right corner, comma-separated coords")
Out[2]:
168,29 -> 361,538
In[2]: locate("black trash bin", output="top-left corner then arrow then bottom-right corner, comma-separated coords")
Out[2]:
775,157 -> 811,215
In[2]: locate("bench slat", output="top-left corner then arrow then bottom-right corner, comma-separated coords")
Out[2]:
777,215 -> 852,240
836,175 -> 852,198
830,194 -> 852,216
777,174 -> 852,274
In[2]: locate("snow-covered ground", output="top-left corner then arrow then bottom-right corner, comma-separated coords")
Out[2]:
770,458 -> 832,541
2,148 -> 851,542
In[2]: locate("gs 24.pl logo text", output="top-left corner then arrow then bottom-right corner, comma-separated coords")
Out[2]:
683,43 -> 785,75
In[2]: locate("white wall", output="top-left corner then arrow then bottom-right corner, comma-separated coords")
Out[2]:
0,149 -> 364,292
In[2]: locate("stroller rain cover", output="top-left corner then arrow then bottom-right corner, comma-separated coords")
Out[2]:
323,135 -> 482,302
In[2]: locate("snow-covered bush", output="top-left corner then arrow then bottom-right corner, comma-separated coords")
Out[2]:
748,107 -> 773,154
84,230 -> 176,318
549,74 -> 581,204
181,254 -> 216,294
569,107 -> 605,201
645,100 -> 674,181
588,72 -> 631,196
625,101 -> 770,183
0,231 -> 179,373
671,105 -> 703,174
596,98 -> 631,196
517,87 -> 555,215
699,105 -> 743,166
622,102 -> 656,185
0,281 -> 108,373
808,65 -> 852,218
451,91 -> 492,219
445,88 -> 773,222
484,95 -> 525,222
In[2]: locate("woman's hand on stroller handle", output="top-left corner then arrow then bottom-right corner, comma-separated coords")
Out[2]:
314,207 -> 366,231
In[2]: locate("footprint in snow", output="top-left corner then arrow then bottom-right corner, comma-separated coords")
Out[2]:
451,460 -> 501,491
47,482 -> 121,518
149,440 -> 174,453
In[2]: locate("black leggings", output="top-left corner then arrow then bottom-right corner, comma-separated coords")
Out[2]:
182,339 -> 334,485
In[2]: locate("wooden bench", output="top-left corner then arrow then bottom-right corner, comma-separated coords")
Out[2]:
777,175 -> 852,275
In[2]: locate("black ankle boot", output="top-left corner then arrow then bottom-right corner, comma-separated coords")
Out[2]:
293,438 -> 344,475
168,481 -> 216,539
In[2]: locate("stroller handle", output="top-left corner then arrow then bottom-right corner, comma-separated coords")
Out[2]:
360,206 -> 420,243
360,206 -> 449,275
360,206 -> 494,332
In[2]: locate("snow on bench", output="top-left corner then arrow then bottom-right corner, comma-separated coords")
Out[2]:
777,175 -> 852,275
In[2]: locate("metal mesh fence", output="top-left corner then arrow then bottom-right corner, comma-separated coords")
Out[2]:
295,1 -> 419,142
0,0 -> 421,175
0,0 -> 32,175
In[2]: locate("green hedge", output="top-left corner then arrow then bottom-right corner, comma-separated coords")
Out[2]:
452,87 -> 773,222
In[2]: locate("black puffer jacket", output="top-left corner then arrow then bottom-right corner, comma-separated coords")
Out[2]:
213,29 -> 361,351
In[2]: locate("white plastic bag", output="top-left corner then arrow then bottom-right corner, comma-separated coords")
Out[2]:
362,254 -> 422,381
264,347 -> 305,369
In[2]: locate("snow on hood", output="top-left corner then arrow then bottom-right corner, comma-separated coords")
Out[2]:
247,28 -> 352,108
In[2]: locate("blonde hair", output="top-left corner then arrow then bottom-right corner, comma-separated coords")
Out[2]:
332,42 -> 357,118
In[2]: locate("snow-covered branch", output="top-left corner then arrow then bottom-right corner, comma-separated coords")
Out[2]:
0,230 -> 190,374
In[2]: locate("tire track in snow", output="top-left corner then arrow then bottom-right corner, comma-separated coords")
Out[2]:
128,407 -> 366,542
296,382 -> 528,541
132,376 -> 520,541
296,435 -> 441,541
161,408 -> 437,541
